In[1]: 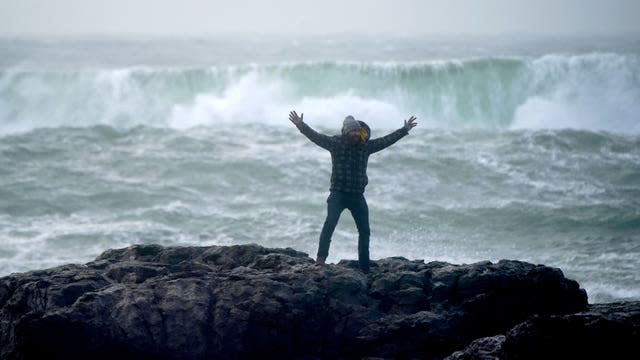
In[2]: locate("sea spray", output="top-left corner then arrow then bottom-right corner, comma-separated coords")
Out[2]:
2,54 -> 639,134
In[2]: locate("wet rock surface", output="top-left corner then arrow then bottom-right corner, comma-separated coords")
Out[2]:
0,243 -> 609,359
446,301 -> 640,360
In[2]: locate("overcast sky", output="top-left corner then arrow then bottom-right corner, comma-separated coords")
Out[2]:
1,0 -> 639,37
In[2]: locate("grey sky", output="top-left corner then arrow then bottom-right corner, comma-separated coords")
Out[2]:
1,0 -> 639,36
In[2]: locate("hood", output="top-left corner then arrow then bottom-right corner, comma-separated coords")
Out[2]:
358,121 -> 370,144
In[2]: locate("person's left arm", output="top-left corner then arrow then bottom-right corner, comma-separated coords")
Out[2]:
367,116 -> 417,154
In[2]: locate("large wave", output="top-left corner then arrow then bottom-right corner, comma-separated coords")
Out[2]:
1,53 -> 639,135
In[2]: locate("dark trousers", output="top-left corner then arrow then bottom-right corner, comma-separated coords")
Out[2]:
317,191 -> 370,272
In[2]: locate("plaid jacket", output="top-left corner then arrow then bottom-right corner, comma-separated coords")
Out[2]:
297,122 -> 409,193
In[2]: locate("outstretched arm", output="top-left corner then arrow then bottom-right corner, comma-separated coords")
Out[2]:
367,116 -> 418,154
289,110 -> 336,151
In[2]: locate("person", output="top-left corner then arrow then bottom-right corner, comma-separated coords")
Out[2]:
288,110 -> 417,273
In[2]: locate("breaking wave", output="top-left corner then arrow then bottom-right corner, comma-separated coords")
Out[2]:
1,53 -> 639,135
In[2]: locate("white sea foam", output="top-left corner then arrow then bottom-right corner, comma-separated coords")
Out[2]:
2,53 -> 639,136
169,71 -> 289,129
511,53 -> 640,132
584,281 -> 640,303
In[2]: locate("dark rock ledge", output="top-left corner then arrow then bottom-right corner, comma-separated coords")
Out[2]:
0,244 -> 637,359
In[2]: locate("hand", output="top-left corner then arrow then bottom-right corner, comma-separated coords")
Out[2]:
404,116 -> 418,131
289,111 -> 304,126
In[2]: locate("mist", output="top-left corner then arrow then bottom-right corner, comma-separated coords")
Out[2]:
1,0 -> 639,37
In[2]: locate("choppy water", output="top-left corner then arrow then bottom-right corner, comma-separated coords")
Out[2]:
1,35 -> 639,303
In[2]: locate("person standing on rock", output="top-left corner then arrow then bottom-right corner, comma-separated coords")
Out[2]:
289,111 -> 417,273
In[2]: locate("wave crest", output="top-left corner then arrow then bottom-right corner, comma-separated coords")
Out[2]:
1,53 -> 639,135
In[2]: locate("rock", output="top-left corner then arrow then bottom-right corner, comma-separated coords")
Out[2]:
445,301 -> 640,359
446,302 -> 640,360
1,244 -> 589,359
445,335 -> 506,360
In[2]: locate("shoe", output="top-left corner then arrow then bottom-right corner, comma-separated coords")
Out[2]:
315,257 -> 326,266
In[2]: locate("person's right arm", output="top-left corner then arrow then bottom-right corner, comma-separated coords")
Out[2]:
289,110 -> 336,151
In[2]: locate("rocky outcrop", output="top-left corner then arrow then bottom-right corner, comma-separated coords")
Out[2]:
446,301 -> 640,359
0,244 -> 591,359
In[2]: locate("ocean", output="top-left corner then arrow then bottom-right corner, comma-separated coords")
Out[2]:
0,35 -> 639,303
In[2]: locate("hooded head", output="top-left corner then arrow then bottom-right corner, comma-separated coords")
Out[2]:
342,115 -> 361,136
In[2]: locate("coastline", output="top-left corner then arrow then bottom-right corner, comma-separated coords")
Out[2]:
2,243 -> 637,359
